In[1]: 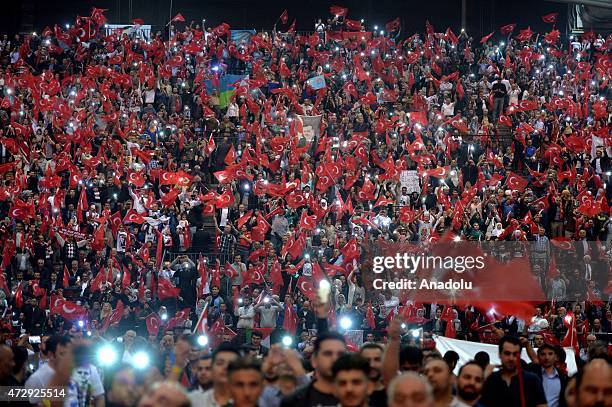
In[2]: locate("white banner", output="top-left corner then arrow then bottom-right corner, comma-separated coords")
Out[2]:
433,335 -> 578,375
104,24 -> 152,40
400,170 -> 421,193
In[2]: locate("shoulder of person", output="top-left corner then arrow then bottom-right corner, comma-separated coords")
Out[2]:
280,380 -> 312,406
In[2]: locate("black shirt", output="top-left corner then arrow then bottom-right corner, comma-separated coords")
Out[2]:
481,370 -> 547,407
370,388 -> 387,407
492,81 -> 508,98
280,381 -> 338,407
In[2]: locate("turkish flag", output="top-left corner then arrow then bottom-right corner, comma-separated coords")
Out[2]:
225,145 -> 236,165
63,266 -> 70,287
282,302 -> 298,335
298,211 -> 318,230
110,211 -> 122,237
77,187 -> 88,223
345,19 -> 362,31
516,26 -> 534,41
242,264 -> 265,286
90,7 -> 108,27
193,303 -> 209,334
329,5 -> 348,17
296,276 -> 316,301
480,32 -> 494,44
205,135 -> 216,154
504,172 -> 529,192
166,308 -> 191,331
211,261 -> 221,289
500,23 -> 516,35
127,171 -> 145,188
236,210 -> 253,229
215,189 -> 235,209
550,237 -> 574,251
52,298 -> 86,321
425,166 -> 450,179
171,13 -> 185,22
385,17 -> 401,33
102,300 -> 124,331
560,312 -> 579,353
270,260 -> 284,294
158,277 -> 180,300
365,303 -> 376,329
123,209 -> 146,224
145,313 -> 161,336
341,239 -> 360,262
279,9 -> 289,25
161,188 -> 181,207
91,267 -> 107,292
442,307 -> 457,338
251,213 -> 270,241
14,283 -> 23,308
541,12 -> 558,23
121,266 -> 131,288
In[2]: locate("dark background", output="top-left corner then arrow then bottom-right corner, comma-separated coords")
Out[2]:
2,0 -> 570,39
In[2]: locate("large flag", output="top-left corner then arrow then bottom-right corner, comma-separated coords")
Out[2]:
329,5 -> 349,17
541,12 -> 559,23
204,74 -> 248,108
306,75 -> 326,90
279,9 -> 289,25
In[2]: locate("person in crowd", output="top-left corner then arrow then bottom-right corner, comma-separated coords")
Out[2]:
280,331 -> 347,407
526,343 -> 569,407
332,354 -> 374,407
387,372 -> 435,407
480,336 -> 548,407
455,362 -> 486,407
423,357 -> 454,407
360,343 -> 387,407
574,359 -> 612,407
137,381 -> 191,407
227,357 -> 265,407
188,355 -> 213,397
190,343 -> 239,406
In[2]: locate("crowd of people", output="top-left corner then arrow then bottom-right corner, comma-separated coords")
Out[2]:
0,4 -> 610,407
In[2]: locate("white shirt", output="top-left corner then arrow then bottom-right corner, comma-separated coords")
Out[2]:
189,388 -> 231,407
442,102 -> 455,117
25,363 -> 55,404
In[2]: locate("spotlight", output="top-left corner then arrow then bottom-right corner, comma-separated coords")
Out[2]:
339,317 -> 352,330
197,335 -> 209,347
77,320 -> 84,328
97,345 -> 117,366
282,336 -> 293,347
132,351 -> 150,369
411,329 -> 420,338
